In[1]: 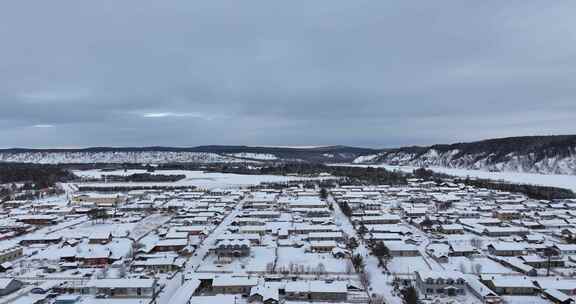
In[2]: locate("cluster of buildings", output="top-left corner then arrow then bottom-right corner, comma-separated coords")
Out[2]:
1,171 -> 576,304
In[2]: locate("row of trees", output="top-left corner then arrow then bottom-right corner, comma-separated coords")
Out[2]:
0,163 -> 75,189
263,164 -> 408,185
459,177 -> 575,200
413,167 -> 575,200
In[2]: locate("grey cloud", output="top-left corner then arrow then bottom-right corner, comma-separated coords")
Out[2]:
0,0 -> 575,148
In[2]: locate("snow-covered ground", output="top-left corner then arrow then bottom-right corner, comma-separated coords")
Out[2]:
333,163 -> 576,192
227,152 -> 278,160
0,151 -> 245,164
72,169 -> 335,190
330,195 -> 403,304
276,247 -> 350,274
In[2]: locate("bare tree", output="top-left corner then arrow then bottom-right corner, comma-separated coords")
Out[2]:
359,271 -> 371,289
473,263 -> 483,275
316,263 -> 326,276
118,264 -> 127,278
346,261 -> 354,274
266,262 -> 274,273
459,262 -> 467,273
371,294 -> 385,304
470,237 -> 483,250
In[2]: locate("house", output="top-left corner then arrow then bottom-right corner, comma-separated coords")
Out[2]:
214,239 -> 250,257
541,289 -> 574,304
367,233 -> 403,242
494,257 -> 537,276
493,210 -> 522,221
284,280 -> 348,301
402,207 -> 428,218
16,215 -> 58,225
189,295 -> 239,303
73,194 -> 127,207
384,241 -> 420,257
131,257 -> 185,273
440,224 -> 464,235
54,295 -> 81,304
483,227 -> 529,237
249,285 -> 280,304
0,246 -> 23,264
309,241 -> 338,252
487,243 -> 526,256
554,244 -> 576,256
212,277 -> 258,295
89,231 -> 113,244
537,278 -> 576,292
86,279 -> 157,298
173,225 -> 209,236
519,255 -> 565,269
307,232 -> 344,242
19,235 -> 62,245
449,244 -> 477,257
80,247 -> 112,267
464,275 -> 502,304
151,239 -> 188,253
358,215 -> 401,225
415,271 -> 466,296
0,278 -> 23,296
484,276 -> 536,295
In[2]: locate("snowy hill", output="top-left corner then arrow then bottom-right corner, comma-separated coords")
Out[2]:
0,145 -> 374,164
0,151 -> 242,164
353,135 -> 576,175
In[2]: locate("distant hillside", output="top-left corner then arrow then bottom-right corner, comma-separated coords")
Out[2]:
354,135 -> 576,175
4,136 -> 576,175
0,145 -> 376,164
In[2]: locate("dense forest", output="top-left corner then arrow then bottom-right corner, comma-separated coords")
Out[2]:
372,135 -> 576,166
101,173 -> 186,182
0,163 -> 75,189
155,162 -> 409,185
258,163 -> 408,185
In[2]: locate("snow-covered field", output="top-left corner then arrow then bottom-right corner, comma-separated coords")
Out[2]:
387,256 -> 430,273
276,247 -> 350,274
72,169 -> 335,189
333,164 -> 576,192
197,246 -> 275,273
446,257 -> 515,274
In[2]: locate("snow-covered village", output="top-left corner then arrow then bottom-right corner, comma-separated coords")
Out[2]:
0,163 -> 576,304
3,1 -> 576,303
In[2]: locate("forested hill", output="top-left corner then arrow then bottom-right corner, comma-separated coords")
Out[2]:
2,135 -> 576,175
354,135 -> 576,175
0,145 -> 376,164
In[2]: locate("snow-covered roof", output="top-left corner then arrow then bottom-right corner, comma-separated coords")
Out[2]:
87,279 -> 156,289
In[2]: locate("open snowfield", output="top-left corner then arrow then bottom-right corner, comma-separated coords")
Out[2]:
387,256 -> 430,274
197,246 -> 275,273
276,247 -> 350,274
72,169 -> 335,189
446,257 -> 516,274
501,295 -> 552,304
332,164 -> 576,192
50,219 -> 137,239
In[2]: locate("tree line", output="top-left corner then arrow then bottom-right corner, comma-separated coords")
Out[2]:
0,163 -> 75,189
413,167 -> 575,200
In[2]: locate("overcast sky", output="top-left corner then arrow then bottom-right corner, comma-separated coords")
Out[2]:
1,1 -> 575,148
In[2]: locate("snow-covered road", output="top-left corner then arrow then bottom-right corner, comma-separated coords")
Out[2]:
330,196 -> 403,304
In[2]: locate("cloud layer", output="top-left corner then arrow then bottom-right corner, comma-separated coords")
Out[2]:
1,1 -> 575,148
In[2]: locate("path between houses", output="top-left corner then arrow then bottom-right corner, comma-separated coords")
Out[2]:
330,195 -> 403,304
